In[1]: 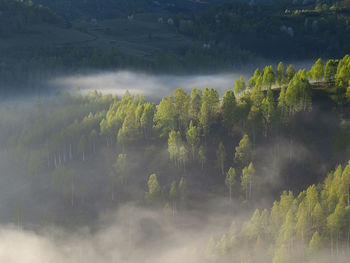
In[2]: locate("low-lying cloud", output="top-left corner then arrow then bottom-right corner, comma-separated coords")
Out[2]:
51,71 -> 246,100
0,204 -> 219,263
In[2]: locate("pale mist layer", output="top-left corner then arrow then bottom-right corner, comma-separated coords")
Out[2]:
0,203 -> 232,263
50,71 -> 248,100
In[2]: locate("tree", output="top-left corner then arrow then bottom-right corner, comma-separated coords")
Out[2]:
154,96 -> 175,137
286,64 -> 296,82
277,209 -> 296,251
52,166 -> 76,207
285,70 -> 312,115
343,161 -> 350,206
28,150 -> 42,176
190,88 -> 202,122
179,145 -> 188,172
251,84 -> 264,108
241,162 -> 255,200
109,153 -> 128,201
169,181 -> 178,216
216,142 -> 226,175
90,129 -> 97,153
199,100 -> 211,141
222,90 -> 236,130
346,84 -> 350,103
276,62 -> 287,85
178,177 -> 187,206
77,135 -> 87,161
248,69 -> 261,89
186,121 -> 200,161
234,76 -> 246,94
225,167 -> 236,201
325,59 -> 338,80
200,88 -> 219,140
235,134 -> 253,167
295,200 -> 310,242
117,106 -> 139,151
272,244 -> 291,263
309,58 -> 324,81
278,86 -> 288,122
262,87 -> 276,136
113,153 -> 128,184
308,231 -> 322,255
168,130 -> 182,167
262,65 -> 275,88
145,173 -> 161,204
173,88 -> 190,131
198,145 -> 207,169
326,198 -> 347,256
140,103 -> 155,139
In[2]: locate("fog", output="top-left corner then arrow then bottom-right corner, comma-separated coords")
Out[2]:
51,70 -> 248,100
0,203 -> 233,263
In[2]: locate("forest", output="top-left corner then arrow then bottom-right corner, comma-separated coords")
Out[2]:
0,54 -> 350,262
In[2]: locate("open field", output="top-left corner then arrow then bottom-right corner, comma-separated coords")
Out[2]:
0,12 -> 195,64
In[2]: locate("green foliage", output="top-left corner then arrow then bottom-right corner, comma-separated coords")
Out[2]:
140,103 -> 156,139
0,0 -> 63,37
190,88 -> 202,122
286,65 -> 296,82
186,121 -> 200,161
276,62 -> 287,85
248,69 -> 261,89
221,90 -> 236,129
309,58 -> 324,81
173,88 -> 190,131
325,59 -> 338,80
216,161 -> 350,260
235,134 -> 252,167
198,144 -> 207,169
241,162 -> 255,200
234,76 -> 246,94
216,142 -> 226,175
262,65 -> 275,88
154,96 -> 176,137
200,88 -> 219,138
145,173 -> 161,204
308,231 -> 323,254
225,167 -> 236,201
262,87 -> 276,136
285,69 -> 312,115
168,130 -> 183,167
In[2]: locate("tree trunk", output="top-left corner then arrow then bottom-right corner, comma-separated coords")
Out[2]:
69,144 -> 72,160
71,178 -> 74,207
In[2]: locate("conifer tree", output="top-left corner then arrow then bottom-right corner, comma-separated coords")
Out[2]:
225,167 -> 236,201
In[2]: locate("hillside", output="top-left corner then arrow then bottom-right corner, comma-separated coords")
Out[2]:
1,0 -> 350,95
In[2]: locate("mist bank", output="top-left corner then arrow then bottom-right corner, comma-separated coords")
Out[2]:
1,202 -> 350,263
49,59 -> 315,101
0,204 -> 229,263
50,71 -> 246,101
0,57 -> 317,100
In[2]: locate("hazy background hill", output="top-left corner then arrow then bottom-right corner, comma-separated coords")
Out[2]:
0,0 -> 350,94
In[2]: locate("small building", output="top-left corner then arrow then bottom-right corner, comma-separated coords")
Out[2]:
90,18 -> 97,25
128,14 -> 134,21
203,43 -> 211,49
158,17 -> 164,24
167,18 -> 174,25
